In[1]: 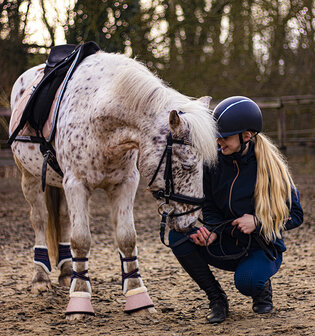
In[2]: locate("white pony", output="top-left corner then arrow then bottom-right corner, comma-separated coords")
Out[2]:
9,51 -> 217,320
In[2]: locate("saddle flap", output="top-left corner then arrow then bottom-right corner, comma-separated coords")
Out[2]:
9,68 -> 62,139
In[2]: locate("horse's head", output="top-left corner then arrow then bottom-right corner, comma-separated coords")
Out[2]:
148,98 -> 217,232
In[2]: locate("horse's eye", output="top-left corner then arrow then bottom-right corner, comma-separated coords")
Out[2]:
181,163 -> 194,170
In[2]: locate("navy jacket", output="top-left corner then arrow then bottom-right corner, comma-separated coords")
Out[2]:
202,142 -> 304,253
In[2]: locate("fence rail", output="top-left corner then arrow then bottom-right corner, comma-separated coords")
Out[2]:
211,94 -> 315,150
1,94 -> 315,150
0,107 -> 10,117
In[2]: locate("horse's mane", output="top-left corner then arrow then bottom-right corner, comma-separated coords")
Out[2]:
110,54 -> 217,165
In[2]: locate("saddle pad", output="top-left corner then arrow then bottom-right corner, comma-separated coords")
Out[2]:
9,66 -> 66,140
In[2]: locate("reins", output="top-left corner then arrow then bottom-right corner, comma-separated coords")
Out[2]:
148,131 -> 277,262
199,217 -> 277,261
201,218 -> 252,261
160,215 -> 277,261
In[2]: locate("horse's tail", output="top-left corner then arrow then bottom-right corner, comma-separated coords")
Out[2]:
45,186 -> 61,265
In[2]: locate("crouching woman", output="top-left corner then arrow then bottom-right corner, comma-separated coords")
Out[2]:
169,96 -> 304,323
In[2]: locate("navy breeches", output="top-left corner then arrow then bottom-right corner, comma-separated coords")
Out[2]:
169,229 -> 282,297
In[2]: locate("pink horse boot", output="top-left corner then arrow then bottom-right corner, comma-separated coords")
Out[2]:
65,292 -> 95,316
124,286 -> 155,313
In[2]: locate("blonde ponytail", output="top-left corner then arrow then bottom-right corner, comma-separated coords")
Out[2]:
253,133 -> 295,242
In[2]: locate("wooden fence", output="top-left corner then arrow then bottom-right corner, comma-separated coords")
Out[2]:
211,94 -> 315,150
1,94 -> 315,151
254,95 -> 315,149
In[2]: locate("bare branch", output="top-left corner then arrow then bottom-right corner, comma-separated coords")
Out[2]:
40,0 -> 55,47
22,0 -> 31,37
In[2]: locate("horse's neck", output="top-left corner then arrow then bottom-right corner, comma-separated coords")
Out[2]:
92,104 -> 168,183
136,117 -> 169,183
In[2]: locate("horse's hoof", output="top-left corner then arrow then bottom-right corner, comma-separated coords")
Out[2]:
146,306 -> 157,313
130,306 -> 157,315
66,313 -> 93,321
65,292 -> 95,318
124,287 -> 155,314
58,275 -> 71,287
31,280 -> 52,294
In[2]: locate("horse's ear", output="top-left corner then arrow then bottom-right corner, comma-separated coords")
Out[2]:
198,96 -> 212,109
169,110 -> 180,133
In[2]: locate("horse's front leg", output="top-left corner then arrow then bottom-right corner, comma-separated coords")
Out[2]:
62,174 -> 94,320
108,170 -> 156,314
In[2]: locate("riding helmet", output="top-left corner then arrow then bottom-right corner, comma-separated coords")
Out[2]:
213,96 -> 262,138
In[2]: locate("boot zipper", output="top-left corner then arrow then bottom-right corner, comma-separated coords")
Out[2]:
229,160 -> 239,218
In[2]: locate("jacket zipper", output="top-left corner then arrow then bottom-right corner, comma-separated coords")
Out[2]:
229,160 -> 239,218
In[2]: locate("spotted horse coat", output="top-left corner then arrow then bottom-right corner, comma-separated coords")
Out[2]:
9,51 -> 218,320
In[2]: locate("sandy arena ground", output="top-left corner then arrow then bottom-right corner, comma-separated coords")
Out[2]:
0,154 -> 314,336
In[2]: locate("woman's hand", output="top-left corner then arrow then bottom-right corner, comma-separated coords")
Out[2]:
190,226 -> 218,246
232,214 -> 256,234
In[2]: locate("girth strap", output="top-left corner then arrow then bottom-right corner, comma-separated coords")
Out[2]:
40,139 -> 63,191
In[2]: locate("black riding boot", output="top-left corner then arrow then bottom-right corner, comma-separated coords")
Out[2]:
252,279 -> 273,314
175,250 -> 228,324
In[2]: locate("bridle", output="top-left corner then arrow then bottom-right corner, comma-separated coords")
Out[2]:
148,132 -> 278,262
148,132 -> 205,247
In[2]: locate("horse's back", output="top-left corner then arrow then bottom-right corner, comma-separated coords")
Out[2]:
9,52 -> 143,189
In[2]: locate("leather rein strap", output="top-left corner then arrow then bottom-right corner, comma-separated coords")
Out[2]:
199,218 -> 277,261
149,132 -> 278,262
201,218 -> 252,261
148,132 -> 205,248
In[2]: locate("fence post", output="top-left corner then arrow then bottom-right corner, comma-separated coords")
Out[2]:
277,106 -> 286,151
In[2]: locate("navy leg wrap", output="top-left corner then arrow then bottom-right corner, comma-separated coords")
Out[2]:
119,253 -> 140,290
71,257 -> 90,283
34,246 -> 51,273
57,243 -> 72,268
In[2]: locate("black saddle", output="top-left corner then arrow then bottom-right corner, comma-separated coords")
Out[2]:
9,41 -> 101,190
9,41 -> 100,144
45,44 -> 77,71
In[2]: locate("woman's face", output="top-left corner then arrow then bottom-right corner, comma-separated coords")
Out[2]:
216,134 -> 241,155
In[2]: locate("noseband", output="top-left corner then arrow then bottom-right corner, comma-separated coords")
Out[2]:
148,133 -> 278,261
148,132 -> 205,246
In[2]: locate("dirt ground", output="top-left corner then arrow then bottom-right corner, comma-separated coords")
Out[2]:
0,153 -> 314,336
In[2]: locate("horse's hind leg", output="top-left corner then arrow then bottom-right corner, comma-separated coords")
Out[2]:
45,187 -> 72,287
19,164 -> 52,293
107,168 -> 155,314
57,189 -> 72,287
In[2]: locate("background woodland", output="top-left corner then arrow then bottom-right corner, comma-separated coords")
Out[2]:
0,0 -> 313,99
